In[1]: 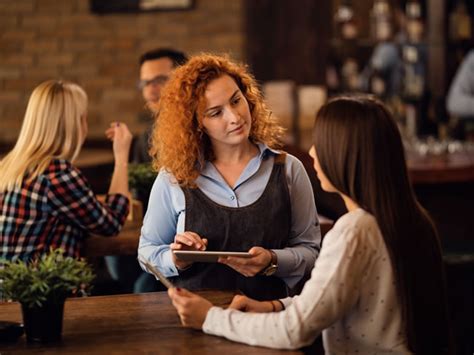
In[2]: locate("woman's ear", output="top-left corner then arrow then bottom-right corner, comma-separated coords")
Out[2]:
308,145 -> 317,162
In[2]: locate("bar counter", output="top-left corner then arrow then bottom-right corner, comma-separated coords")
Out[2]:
406,149 -> 474,184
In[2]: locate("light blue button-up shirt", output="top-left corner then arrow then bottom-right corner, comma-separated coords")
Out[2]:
138,143 -> 321,288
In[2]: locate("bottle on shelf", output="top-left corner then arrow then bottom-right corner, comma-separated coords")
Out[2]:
334,0 -> 358,40
401,45 -> 425,101
370,0 -> 392,41
341,58 -> 361,92
368,69 -> 387,98
449,0 -> 472,41
405,0 -> 424,43
400,0 -> 427,138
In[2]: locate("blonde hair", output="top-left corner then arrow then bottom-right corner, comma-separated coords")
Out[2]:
0,80 -> 87,191
150,54 -> 284,187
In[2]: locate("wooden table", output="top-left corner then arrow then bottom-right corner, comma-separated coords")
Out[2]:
0,291 -> 303,354
84,219 -> 334,258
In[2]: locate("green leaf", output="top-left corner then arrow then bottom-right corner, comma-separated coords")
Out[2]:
0,249 -> 95,308
128,163 -> 157,192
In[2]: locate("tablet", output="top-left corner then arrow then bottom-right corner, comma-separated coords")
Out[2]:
173,250 -> 252,263
137,255 -> 174,289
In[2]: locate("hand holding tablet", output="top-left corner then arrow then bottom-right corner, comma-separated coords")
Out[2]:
171,231 -> 209,270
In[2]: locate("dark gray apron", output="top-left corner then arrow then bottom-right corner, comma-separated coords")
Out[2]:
174,153 -> 291,301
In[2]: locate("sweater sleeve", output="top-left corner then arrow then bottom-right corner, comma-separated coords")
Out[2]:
202,219 -> 375,349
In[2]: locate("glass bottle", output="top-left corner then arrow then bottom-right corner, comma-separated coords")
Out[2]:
335,0 -> 358,40
370,0 -> 392,41
449,0 -> 472,41
401,0 -> 427,137
405,0 -> 423,43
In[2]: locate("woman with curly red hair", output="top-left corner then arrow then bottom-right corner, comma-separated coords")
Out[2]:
138,54 -> 321,300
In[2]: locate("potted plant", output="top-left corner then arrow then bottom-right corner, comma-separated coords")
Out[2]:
128,163 -> 157,211
0,248 -> 94,343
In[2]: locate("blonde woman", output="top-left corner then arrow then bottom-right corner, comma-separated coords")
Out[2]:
0,80 -> 132,261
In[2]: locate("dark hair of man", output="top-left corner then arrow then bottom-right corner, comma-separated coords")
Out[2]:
312,95 -> 452,354
139,48 -> 188,67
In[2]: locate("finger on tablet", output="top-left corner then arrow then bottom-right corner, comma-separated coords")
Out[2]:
175,234 -> 195,247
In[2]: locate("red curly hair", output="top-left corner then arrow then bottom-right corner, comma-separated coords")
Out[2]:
150,53 -> 285,187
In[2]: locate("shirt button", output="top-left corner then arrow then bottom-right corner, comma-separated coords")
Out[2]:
230,196 -> 235,200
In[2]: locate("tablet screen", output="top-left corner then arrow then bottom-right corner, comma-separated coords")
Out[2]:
173,250 -> 252,263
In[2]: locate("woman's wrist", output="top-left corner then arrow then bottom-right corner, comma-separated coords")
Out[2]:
275,299 -> 285,311
175,261 -> 192,272
268,300 -> 284,312
114,160 -> 128,168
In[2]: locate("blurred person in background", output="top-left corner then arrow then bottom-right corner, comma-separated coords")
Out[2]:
0,80 -> 131,262
133,48 -> 188,163
446,49 -> 474,140
105,48 -> 188,294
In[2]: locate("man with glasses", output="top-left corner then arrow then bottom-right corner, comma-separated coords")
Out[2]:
133,48 -> 188,163
105,48 -> 187,295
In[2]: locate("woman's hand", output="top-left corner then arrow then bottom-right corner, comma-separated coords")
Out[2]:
171,231 -> 208,270
105,122 -> 133,166
168,287 -> 213,329
218,246 -> 272,277
105,122 -> 133,196
228,294 -> 275,313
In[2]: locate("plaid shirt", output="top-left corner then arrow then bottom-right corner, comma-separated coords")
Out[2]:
0,159 -> 129,261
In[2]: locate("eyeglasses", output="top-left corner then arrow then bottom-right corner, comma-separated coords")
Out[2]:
137,75 -> 169,90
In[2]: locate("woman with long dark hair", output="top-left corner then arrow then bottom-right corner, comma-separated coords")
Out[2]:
168,96 -> 451,354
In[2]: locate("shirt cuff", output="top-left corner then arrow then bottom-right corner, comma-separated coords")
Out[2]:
164,249 -> 179,277
279,296 -> 293,309
272,248 -> 295,277
106,193 -> 130,221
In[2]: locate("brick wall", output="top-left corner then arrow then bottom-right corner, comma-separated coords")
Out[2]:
0,0 -> 244,143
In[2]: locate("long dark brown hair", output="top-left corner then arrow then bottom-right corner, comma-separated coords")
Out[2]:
313,96 -> 451,354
